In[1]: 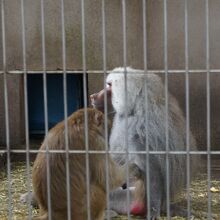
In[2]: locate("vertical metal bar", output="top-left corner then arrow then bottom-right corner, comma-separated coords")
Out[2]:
184,0 -> 191,219
81,1 -> 91,220
101,1 -> 110,220
205,0 -> 211,219
142,0 -> 151,219
1,0 -> 12,219
40,1 -> 52,220
21,0 -> 32,219
163,0 -> 170,219
60,1 -> 71,219
121,0 -> 130,219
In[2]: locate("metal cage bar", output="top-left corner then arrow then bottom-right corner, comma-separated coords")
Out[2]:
205,0 -> 212,219
80,1 -> 91,220
163,0 -> 171,219
101,1 -> 111,220
0,149 -> 218,155
40,1 -> 52,220
60,0 -> 72,219
20,0 -> 32,219
1,0 -> 12,219
184,0 -> 192,219
121,1 -> 131,219
2,69 -> 220,75
142,0 -> 151,219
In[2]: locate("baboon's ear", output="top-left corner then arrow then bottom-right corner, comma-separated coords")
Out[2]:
94,111 -> 103,127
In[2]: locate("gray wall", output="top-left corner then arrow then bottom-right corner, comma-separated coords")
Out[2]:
0,75 -> 25,147
0,0 -> 220,150
0,0 -> 144,148
147,0 -> 220,150
2,0 -> 143,70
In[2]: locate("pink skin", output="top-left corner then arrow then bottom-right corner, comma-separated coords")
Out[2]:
90,83 -> 112,113
90,84 -> 147,217
130,201 -> 147,217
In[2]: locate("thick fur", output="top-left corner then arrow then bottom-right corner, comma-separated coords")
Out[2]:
107,67 -> 199,217
32,108 -> 125,220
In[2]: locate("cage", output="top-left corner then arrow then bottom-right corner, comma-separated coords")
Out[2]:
0,0 -> 219,220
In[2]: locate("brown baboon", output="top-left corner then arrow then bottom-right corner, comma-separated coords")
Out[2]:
32,108 -> 125,220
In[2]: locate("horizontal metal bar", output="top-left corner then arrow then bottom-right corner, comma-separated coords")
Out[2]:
0,149 -> 220,155
1,69 -> 220,75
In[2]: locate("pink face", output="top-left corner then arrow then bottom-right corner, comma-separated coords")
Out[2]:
90,82 -> 112,113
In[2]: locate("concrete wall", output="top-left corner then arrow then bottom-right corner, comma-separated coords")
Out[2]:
0,0 -> 144,148
0,0 -> 220,150
2,0 -> 143,70
0,75 -> 25,147
147,0 -> 220,150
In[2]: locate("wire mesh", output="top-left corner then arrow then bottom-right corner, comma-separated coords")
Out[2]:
0,1 -> 218,220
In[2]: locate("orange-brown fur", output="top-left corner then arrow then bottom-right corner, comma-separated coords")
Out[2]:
32,108 -> 125,220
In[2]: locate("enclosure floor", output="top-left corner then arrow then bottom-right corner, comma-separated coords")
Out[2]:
0,162 -> 219,220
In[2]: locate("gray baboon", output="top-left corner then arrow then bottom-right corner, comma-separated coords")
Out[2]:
91,67 -> 199,218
